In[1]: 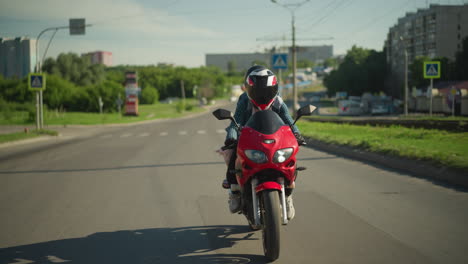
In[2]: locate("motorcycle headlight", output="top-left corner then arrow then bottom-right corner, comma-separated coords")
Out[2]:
273,148 -> 293,163
244,150 -> 268,163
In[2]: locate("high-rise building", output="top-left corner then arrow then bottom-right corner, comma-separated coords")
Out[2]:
0,37 -> 36,79
82,51 -> 113,66
385,4 -> 468,96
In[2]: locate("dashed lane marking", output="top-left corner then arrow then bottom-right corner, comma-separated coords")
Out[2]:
160,132 -> 168,136
197,130 -> 206,134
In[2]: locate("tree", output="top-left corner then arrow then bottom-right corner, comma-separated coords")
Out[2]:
141,86 -> 159,104
42,52 -> 105,86
323,57 -> 339,68
324,46 -> 386,96
227,60 -> 237,76
454,36 -> 468,80
297,60 -> 314,68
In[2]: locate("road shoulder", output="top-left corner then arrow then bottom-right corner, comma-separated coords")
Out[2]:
304,137 -> 468,189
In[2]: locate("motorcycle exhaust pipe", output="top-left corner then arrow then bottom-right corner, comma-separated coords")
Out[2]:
251,178 -> 261,227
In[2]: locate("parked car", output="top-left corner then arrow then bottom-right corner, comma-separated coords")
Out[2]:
338,100 -> 364,116
370,100 -> 392,115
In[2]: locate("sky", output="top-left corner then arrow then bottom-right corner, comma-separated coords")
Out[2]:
1,0 -> 467,67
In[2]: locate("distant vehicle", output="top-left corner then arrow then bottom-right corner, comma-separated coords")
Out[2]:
370,102 -> 389,115
338,100 -> 364,116
370,100 -> 392,115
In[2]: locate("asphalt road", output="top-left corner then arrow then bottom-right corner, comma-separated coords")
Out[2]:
1,107 -> 467,264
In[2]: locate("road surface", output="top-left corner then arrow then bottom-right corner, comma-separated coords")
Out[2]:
1,107 -> 467,263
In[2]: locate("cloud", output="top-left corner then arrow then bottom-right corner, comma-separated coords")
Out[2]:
0,0 -> 219,38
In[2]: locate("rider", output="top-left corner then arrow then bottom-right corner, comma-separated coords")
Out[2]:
222,65 -> 306,220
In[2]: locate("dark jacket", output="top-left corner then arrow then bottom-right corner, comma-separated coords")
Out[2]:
225,93 -> 300,142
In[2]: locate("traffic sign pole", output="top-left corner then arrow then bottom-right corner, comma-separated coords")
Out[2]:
40,91 -> 44,129
35,92 -> 40,130
430,78 -> 433,116
423,61 -> 440,117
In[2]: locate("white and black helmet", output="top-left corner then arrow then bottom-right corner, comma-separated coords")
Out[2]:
244,66 -> 279,110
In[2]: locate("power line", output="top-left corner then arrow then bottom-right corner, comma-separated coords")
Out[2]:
298,0 -> 351,32
339,0 -> 412,42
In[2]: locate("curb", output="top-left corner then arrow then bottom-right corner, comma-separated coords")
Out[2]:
304,138 -> 468,189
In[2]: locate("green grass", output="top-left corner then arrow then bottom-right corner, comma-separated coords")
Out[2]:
297,121 -> 468,170
0,100 -> 205,126
0,129 -> 58,144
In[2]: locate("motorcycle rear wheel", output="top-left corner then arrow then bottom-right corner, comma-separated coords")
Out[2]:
261,190 -> 281,261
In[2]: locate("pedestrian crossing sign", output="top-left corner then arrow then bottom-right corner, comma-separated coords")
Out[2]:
272,54 -> 288,69
28,73 -> 46,91
424,61 -> 440,79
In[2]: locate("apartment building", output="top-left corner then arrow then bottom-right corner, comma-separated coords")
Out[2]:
82,51 -> 113,67
385,4 -> 468,94
0,37 -> 36,79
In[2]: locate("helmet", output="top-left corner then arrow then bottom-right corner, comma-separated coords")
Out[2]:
244,66 -> 278,110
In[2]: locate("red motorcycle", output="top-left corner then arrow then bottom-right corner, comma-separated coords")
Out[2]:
213,104 -> 316,261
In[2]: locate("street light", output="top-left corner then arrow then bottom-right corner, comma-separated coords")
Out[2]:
34,19 -> 91,129
270,0 -> 310,115
400,36 -> 408,116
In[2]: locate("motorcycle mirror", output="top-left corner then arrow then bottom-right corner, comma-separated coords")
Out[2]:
292,104 -> 317,126
296,105 -> 317,118
212,109 -> 233,120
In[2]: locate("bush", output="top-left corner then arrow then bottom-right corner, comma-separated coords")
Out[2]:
141,86 -> 159,104
176,100 -> 186,113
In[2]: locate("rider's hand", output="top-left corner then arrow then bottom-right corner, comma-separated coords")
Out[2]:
224,138 -> 237,147
294,133 -> 306,146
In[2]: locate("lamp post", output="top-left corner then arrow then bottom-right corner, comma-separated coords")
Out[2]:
34,19 -> 91,129
271,0 -> 310,115
400,36 -> 408,116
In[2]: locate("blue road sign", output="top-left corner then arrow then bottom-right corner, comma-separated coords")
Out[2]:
424,61 -> 441,79
28,73 -> 46,91
272,54 -> 288,70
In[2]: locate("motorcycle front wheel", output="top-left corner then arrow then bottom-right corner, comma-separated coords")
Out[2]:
261,190 -> 281,261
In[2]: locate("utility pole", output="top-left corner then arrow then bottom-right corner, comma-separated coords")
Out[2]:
180,80 -> 186,102
400,36 -> 409,116
271,0 -> 311,115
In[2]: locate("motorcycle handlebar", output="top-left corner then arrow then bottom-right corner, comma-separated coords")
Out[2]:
221,143 -> 236,151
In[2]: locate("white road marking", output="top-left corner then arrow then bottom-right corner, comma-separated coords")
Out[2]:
160,132 -> 168,136
216,129 -> 226,134
197,130 -> 206,134
100,134 -> 113,138
179,131 -> 188,135
138,133 -> 150,137
120,133 -> 132,138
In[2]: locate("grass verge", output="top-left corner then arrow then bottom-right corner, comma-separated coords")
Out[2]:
0,129 -> 58,144
0,100 -> 205,126
297,121 -> 468,170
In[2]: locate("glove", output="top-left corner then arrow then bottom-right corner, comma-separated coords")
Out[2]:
294,133 -> 306,146
224,138 -> 237,147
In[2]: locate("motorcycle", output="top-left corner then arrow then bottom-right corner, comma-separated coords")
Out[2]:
213,104 -> 316,261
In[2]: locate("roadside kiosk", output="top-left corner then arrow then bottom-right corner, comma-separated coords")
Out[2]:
124,71 -> 139,116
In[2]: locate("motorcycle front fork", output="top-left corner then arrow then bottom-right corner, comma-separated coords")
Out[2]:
251,177 -> 288,228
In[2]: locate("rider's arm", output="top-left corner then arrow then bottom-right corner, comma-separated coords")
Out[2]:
225,93 -> 249,144
278,102 -> 300,134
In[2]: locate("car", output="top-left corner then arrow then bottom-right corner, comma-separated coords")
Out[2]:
370,101 -> 390,115
338,100 -> 364,116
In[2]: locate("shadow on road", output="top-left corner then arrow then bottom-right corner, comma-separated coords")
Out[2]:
0,225 -> 268,264
0,156 -> 336,175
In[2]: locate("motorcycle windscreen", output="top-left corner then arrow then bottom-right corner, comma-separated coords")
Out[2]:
245,110 -> 285,135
